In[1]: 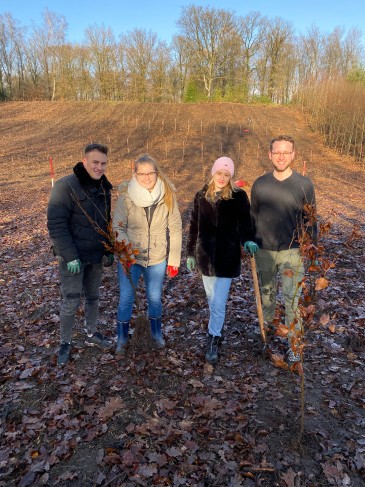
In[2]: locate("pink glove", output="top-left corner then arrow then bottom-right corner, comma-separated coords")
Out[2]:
166,265 -> 179,278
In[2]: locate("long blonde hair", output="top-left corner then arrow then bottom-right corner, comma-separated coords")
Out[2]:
134,154 -> 177,212
205,178 -> 240,201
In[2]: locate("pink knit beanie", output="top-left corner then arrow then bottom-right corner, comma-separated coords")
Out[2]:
211,156 -> 234,177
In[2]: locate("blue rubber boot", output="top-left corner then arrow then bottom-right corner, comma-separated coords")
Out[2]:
149,317 -> 165,348
116,321 -> 129,354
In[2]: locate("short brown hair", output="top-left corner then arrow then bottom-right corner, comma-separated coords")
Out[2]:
84,143 -> 108,155
270,135 -> 294,152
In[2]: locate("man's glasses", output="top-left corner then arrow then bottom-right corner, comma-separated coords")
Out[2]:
136,171 -> 157,178
271,151 -> 293,156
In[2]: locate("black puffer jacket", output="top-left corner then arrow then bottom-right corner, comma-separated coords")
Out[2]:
186,185 -> 254,278
47,162 -> 112,264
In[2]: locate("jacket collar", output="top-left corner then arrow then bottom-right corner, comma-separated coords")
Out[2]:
73,162 -> 112,190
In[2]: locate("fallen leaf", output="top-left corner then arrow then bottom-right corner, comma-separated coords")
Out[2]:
138,464 -> 158,477
282,468 -> 296,487
315,277 -> 329,290
319,314 -> 330,325
98,397 -> 124,421
188,379 -> 205,388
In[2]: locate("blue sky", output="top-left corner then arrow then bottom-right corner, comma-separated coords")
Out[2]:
1,0 -> 365,45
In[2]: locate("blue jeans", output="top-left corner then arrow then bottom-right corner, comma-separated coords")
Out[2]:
117,260 -> 166,322
255,248 -> 304,332
58,258 -> 103,343
202,275 -> 232,337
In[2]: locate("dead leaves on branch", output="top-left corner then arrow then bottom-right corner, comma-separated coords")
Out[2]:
268,205 -> 336,376
100,222 -> 140,272
71,191 -> 141,272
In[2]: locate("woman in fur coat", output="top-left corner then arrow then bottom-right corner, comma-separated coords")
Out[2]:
186,156 -> 258,364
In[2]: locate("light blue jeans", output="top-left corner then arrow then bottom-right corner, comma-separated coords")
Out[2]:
202,275 -> 232,337
117,260 -> 166,322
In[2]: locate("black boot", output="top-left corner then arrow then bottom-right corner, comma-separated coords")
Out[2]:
57,342 -> 71,366
116,321 -> 129,354
205,334 -> 221,364
149,317 -> 165,348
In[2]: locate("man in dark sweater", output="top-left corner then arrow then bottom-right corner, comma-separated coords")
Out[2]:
251,135 -> 317,363
47,143 -> 113,366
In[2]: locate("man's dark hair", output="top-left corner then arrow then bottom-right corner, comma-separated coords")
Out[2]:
84,143 -> 108,156
270,135 -> 295,152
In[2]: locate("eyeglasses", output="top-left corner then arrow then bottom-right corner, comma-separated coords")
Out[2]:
136,171 -> 157,178
271,151 -> 293,157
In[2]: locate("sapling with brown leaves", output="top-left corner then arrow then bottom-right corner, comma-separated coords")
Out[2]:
70,189 -> 155,351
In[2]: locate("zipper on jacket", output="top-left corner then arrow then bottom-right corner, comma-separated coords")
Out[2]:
144,203 -> 159,266
146,206 -> 151,264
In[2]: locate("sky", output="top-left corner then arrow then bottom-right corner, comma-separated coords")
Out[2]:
1,0 -> 365,45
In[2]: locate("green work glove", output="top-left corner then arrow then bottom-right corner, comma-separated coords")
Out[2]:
103,254 -> 114,267
243,241 -> 258,256
67,259 -> 81,274
187,256 -> 196,272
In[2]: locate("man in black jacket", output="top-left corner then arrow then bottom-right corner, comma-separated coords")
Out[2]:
47,143 -> 113,365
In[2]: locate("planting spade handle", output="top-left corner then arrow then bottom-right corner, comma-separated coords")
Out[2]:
250,255 -> 267,344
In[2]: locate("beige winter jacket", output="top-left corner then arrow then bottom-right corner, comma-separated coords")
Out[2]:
112,181 -> 182,267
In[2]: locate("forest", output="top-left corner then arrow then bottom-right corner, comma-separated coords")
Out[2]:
0,5 -> 365,105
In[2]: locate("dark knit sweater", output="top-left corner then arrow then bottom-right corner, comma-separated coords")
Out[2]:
251,171 -> 317,251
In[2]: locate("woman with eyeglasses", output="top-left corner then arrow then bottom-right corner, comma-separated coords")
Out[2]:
112,154 -> 182,353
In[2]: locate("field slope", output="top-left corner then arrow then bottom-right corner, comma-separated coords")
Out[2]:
0,102 -> 364,486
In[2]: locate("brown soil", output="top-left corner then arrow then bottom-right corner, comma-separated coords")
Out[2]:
0,101 -> 364,486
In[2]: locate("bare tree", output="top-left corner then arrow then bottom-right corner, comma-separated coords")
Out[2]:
23,35 -> 43,98
297,25 -> 325,84
170,35 -> 190,102
236,11 -> 267,101
322,26 -> 346,78
340,27 -> 364,76
30,9 -> 68,100
74,44 -> 94,100
55,43 -> 83,100
150,40 -> 171,102
122,28 -> 160,102
176,5 -> 236,99
263,17 -> 294,101
84,24 -> 118,100
0,13 -> 26,99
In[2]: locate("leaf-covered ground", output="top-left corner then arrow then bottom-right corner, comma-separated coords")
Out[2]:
1,102 -> 365,486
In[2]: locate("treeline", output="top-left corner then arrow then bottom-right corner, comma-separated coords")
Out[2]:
0,6 -> 364,103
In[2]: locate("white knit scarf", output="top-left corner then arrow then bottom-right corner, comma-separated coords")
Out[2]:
128,176 -> 165,207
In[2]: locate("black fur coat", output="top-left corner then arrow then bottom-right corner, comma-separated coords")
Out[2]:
186,185 -> 254,277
